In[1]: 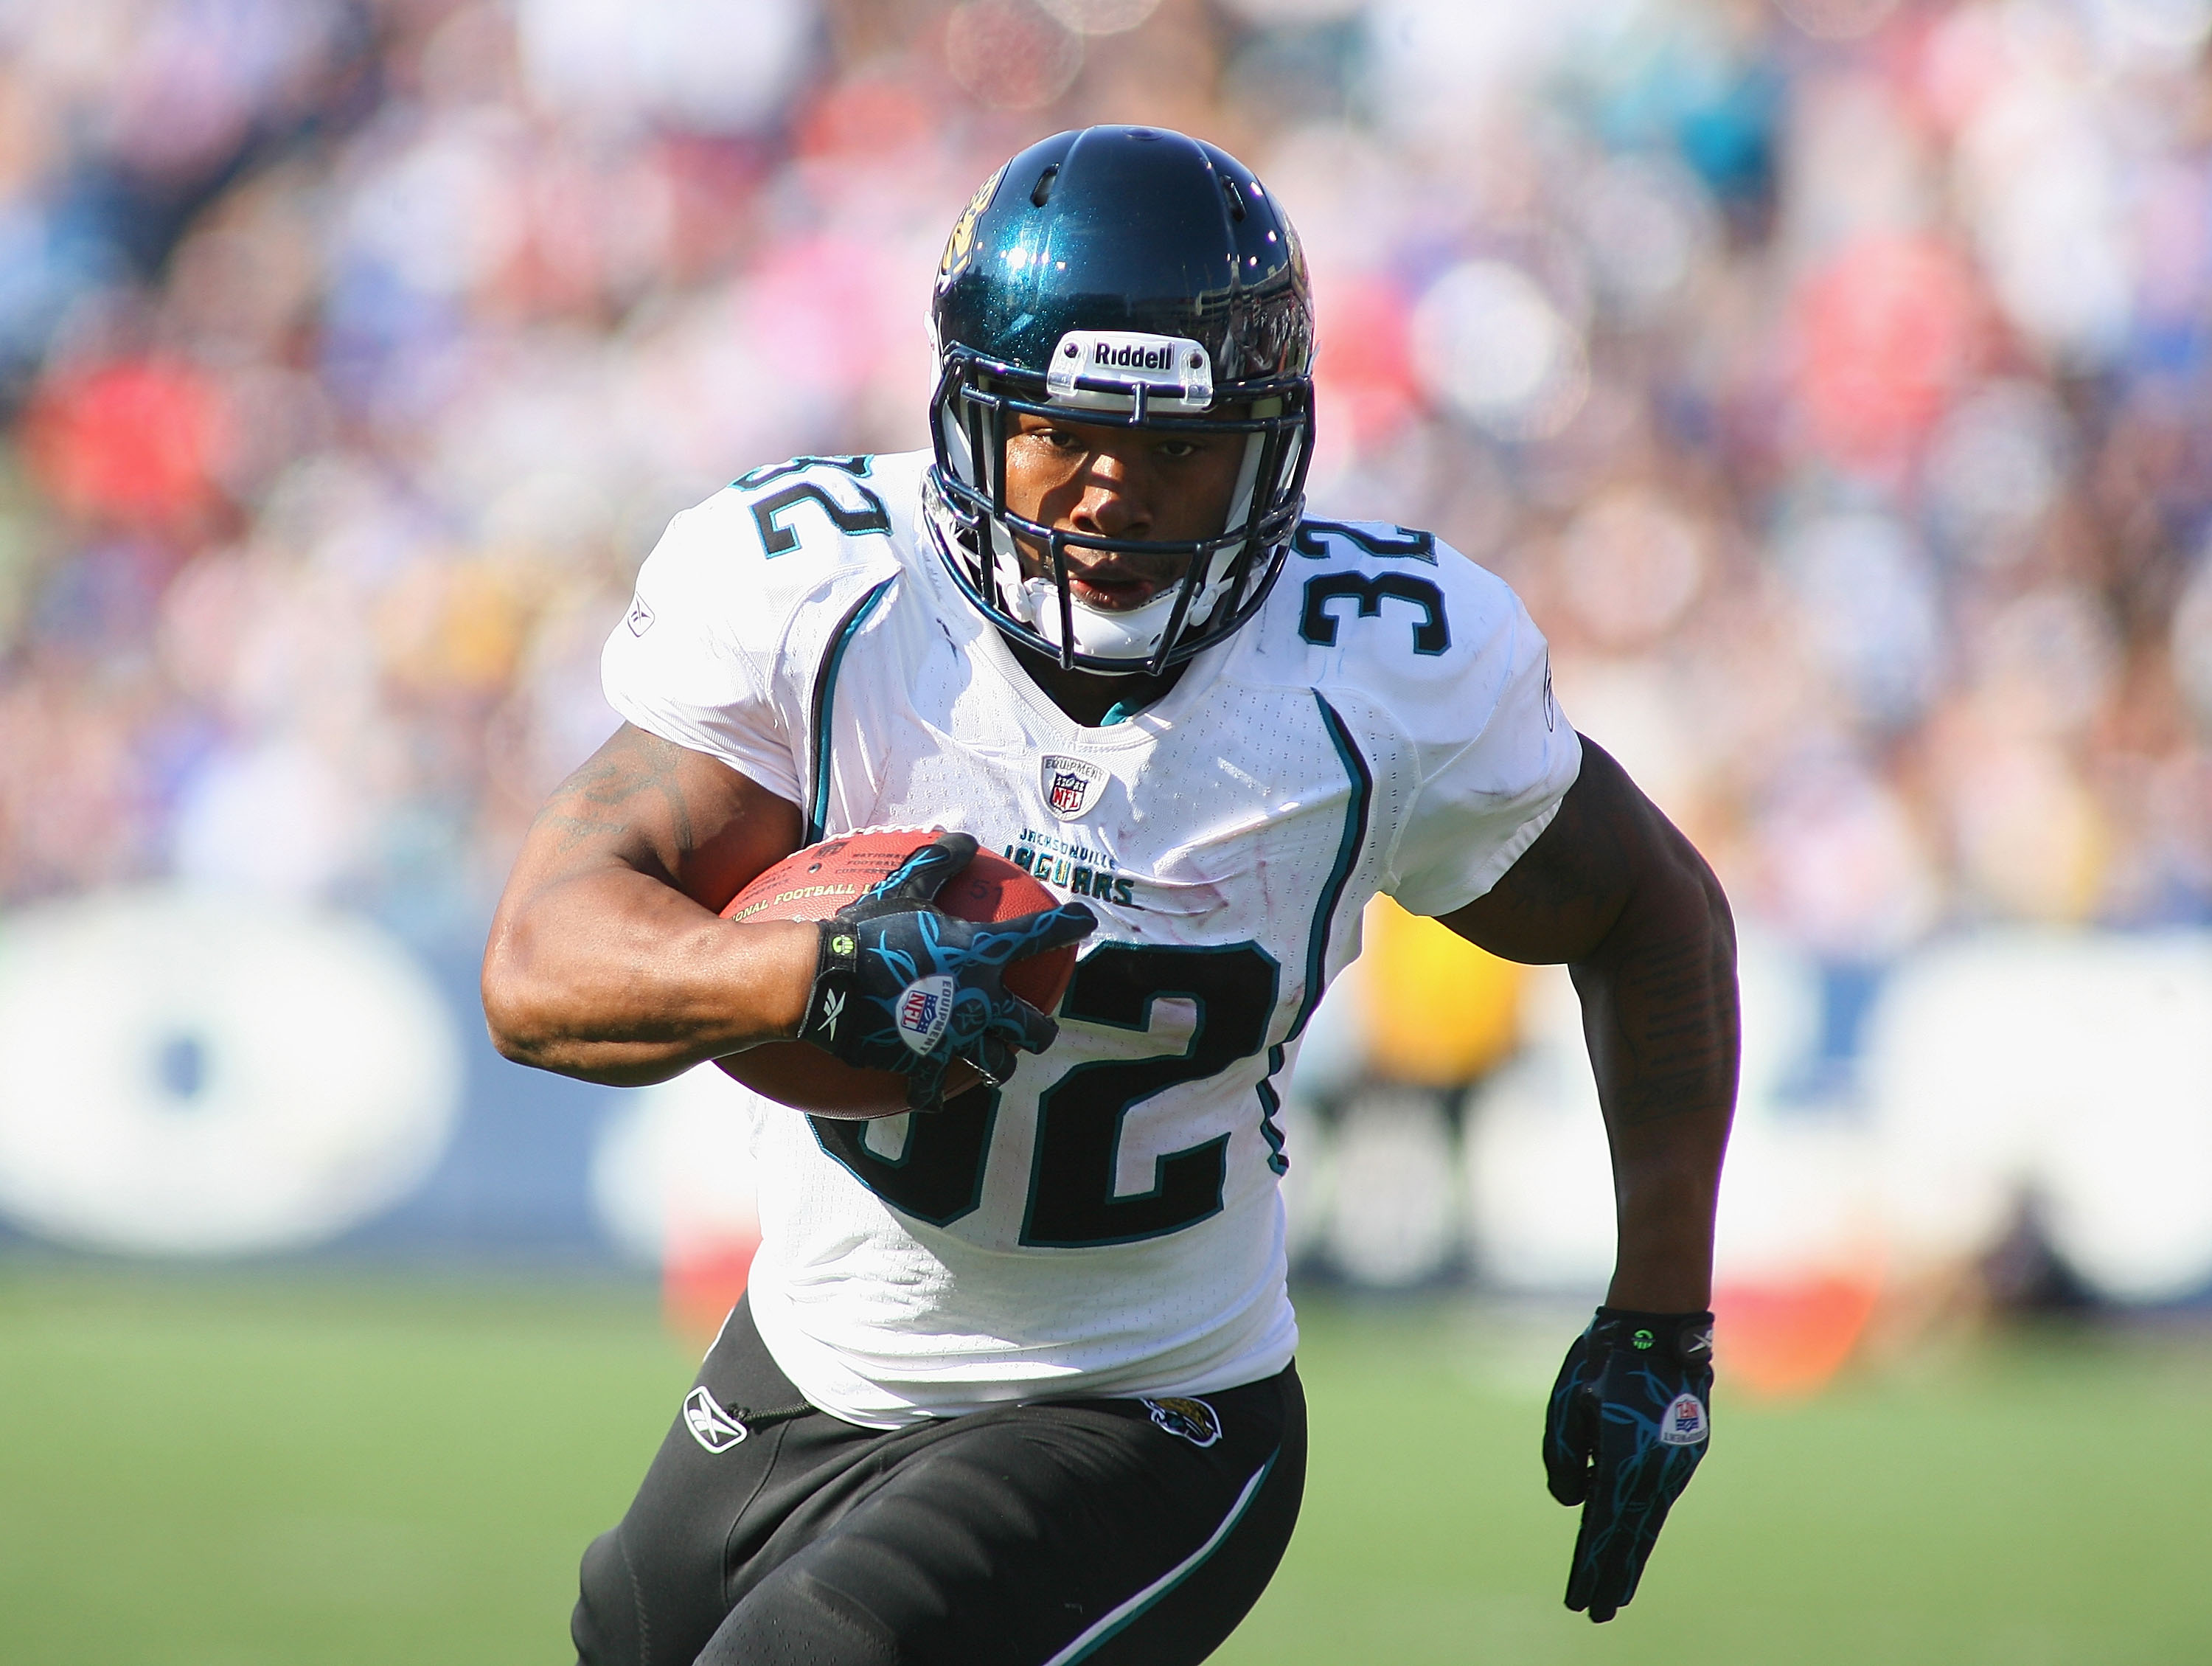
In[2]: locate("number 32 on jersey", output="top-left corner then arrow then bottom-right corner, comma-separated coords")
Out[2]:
809,942 -> 1278,1246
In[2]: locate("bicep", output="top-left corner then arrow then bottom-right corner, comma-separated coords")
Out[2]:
481,723 -> 814,1075
1433,739 -> 1649,965
501,722 -> 803,913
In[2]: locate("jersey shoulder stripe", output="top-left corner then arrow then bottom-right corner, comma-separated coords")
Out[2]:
804,576 -> 898,844
1294,692 -> 1373,1045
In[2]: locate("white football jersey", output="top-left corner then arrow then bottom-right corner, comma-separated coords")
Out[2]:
602,450 -> 1581,1426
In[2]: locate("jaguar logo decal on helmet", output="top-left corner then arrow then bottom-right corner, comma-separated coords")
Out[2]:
938,162 -> 1008,282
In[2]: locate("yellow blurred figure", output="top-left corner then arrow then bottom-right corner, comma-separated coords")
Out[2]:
1358,895 -> 1526,1087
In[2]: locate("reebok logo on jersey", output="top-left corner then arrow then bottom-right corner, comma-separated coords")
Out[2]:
626,594 -> 655,636
818,988 -> 845,1039
684,1386 -> 748,1452
895,975 -> 955,1055
1040,754 -> 1105,820
1658,1392 -> 1708,1446
1143,1397 -> 1222,1448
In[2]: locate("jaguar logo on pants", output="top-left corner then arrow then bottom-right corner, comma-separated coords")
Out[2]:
1141,1396 -> 1222,1448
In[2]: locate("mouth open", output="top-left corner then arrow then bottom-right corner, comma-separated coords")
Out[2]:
1068,568 -> 1168,611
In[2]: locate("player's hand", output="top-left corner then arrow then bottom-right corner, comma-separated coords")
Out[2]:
1543,1306 -> 1714,1622
796,831 -> 1096,1111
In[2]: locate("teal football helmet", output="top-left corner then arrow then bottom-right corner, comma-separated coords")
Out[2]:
926,126 -> 1316,676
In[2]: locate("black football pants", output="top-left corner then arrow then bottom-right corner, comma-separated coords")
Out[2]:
573,1296 -> 1304,1666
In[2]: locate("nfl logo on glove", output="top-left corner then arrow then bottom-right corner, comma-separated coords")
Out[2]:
895,976 -> 954,1054
1658,1392 -> 1708,1446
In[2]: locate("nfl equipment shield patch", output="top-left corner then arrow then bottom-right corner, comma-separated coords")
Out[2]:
1040,754 -> 1105,820
1658,1392 -> 1708,1446
894,975 -> 956,1055
1141,1395 -> 1222,1448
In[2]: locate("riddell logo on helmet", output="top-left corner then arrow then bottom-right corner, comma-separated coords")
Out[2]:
1091,340 -> 1175,372
1046,330 -> 1213,408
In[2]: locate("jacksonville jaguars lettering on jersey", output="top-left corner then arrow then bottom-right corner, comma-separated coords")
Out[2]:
602,450 -> 1581,1429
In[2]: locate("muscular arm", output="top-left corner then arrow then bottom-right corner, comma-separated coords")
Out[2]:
481,723 -> 813,1086
1439,739 -> 1738,1310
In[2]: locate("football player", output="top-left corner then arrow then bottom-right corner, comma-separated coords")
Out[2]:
484,125 -> 1736,1665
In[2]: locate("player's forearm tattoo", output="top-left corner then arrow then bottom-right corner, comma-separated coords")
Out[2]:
532,728 -> 697,857
1582,923 -> 1737,1128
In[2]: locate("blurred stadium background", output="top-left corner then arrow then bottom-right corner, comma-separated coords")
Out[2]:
4,0 -> 2212,1658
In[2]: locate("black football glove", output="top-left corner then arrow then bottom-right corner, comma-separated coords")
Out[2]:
1543,1306 -> 1714,1622
795,831 -> 1095,1111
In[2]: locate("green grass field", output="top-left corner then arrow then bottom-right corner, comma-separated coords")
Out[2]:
4,1266 -> 2208,1665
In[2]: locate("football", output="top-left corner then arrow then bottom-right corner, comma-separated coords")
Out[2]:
717,828 -> 1077,1117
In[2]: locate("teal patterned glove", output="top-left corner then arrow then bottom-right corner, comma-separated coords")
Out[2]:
1543,1306 -> 1714,1622
796,831 -> 1094,1111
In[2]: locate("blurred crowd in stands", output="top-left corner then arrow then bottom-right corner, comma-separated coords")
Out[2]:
2,0 -> 2210,977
